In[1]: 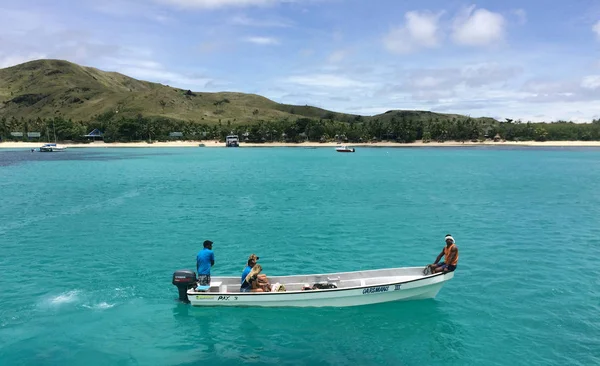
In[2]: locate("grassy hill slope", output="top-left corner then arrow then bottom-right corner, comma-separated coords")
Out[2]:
0,59 -> 497,125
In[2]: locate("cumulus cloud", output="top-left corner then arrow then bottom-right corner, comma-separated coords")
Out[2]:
581,75 -> 600,89
229,14 -> 293,27
383,10 -> 443,54
243,36 -> 279,45
452,6 -> 505,46
520,75 -> 600,104
593,21 -> 600,39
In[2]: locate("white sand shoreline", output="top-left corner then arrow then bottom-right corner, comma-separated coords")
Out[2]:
2,140 -> 600,149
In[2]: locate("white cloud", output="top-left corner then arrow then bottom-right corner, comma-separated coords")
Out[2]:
389,62 -> 522,100
581,75 -> 600,90
229,14 -> 292,27
452,6 -> 505,46
383,10 -> 443,54
284,74 -> 373,88
593,21 -> 600,39
243,36 -> 279,45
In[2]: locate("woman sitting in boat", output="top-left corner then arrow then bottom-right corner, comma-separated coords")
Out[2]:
241,264 -> 271,292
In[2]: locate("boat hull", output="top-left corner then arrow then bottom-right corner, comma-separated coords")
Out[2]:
39,144 -> 67,152
187,268 -> 453,308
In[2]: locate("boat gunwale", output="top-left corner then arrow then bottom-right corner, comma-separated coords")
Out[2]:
188,269 -> 449,297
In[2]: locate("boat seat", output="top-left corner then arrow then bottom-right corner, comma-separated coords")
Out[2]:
196,281 -> 222,293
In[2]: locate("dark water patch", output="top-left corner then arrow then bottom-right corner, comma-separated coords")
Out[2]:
0,149 -> 179,167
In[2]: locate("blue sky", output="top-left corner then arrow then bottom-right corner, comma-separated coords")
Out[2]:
1,0 -> 600,121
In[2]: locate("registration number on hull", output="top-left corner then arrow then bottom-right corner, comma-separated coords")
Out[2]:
362,284 -> 401,294
217,296 -> 238,301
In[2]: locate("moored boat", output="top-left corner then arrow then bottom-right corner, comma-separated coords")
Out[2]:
172,266 -> 454,308
39,143 -> 67,152
225,135 -> 239,147
336,145 -> 355,153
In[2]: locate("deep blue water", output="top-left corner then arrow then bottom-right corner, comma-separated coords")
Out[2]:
1,146 -> 600,365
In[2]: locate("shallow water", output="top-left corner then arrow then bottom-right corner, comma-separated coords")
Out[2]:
1,146 -> 600,365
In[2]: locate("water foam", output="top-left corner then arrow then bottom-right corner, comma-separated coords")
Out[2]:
82,302 -> 115,310
49,290 -> 80,305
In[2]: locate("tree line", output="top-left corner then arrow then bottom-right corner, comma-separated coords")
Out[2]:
1,112 -> 600,143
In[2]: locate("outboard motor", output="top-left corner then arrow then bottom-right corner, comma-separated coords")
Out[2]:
172,269 -> 196,303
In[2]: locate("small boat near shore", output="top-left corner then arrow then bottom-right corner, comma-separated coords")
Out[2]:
172,266 -> 454,308
336,145 -> 355,153
225,135 -> 239,147
39,143 -> 67,152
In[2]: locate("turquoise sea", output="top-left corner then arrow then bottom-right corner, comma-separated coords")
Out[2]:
1,146 -> 600,365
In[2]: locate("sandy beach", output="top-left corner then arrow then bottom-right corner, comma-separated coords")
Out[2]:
2,140 -> 600,149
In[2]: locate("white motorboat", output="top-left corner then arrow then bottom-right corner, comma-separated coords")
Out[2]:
225,135 -> 239,147
172,266 -> 454,308
336,145 -> 355,153
39,143 -> 67,152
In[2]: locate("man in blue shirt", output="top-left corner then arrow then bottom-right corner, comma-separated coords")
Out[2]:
196,240 -> 215,286
240,254 -> 259,291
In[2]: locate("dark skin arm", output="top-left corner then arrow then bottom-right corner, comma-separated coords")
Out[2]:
433,248 -> 445,265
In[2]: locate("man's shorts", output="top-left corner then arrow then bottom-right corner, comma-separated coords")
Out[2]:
197,274 -> 211,286
437,262 -> 457,272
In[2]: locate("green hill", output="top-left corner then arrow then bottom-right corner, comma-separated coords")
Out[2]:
371,109 -> 497,125
0,59 -> 358,124
0,59 -> 496,125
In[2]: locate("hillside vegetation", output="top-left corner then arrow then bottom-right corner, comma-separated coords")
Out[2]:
1,59 -> 599,143
0,59 -> 361,123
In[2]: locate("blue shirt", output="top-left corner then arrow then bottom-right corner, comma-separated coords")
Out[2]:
196,248 -> 214,275
241,266 -> 252,284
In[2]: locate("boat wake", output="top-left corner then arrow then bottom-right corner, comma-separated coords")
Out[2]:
82,302 -> 115,310
39,287 -> 133,311
47,290 -> 80,306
